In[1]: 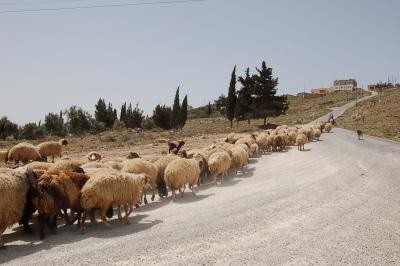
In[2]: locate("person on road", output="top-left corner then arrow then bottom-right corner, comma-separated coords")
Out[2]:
328,112 -> 335,125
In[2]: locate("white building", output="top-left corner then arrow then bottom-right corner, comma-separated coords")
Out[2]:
331,79 -> 357,91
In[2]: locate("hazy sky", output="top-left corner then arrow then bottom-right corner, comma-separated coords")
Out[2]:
1,0 -> 399,124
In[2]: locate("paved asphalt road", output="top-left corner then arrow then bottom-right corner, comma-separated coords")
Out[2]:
3,91 -> 400,265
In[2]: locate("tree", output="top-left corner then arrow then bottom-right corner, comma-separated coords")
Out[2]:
171,87 -> 181,128
0,117 -> 18,140
21,123 -> 39,140
44,112 -> 65,136
179,95 -> 188,128
120,102 -> 127,124
152,104 -> 172,130
95,98 -> 116,128
253,61 -> 287,125
65,106 -> 92,134
236,68 -> 256,124
226,66 -> 237,128
206,102 -> 213,116
214,94 -> 227,114
124,103 -> 144,128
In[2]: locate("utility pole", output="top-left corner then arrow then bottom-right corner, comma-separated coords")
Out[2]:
355,87 -> 358,106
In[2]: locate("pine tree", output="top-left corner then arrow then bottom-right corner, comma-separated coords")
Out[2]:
253,61 -> 286,125
171,87 -> 181,128
179,95 -> 188,128
206,102 -> 212,116
95,98 -> 107,124
236,68 -> 256,124
226,66 -> 237,128
120,103 -> 127,124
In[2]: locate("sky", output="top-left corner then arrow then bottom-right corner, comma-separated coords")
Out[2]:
0,0 -> 399,124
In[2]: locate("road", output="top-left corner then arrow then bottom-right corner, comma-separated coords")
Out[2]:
4,91 -> 400,265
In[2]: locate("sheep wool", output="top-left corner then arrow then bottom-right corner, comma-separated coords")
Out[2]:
208,151 -> 231,185
164,158 -> 202,200
7,142 -> 42,165
296,133 -> 307,151
0,150 -> 8,163
314,129 -> 322,140
37,139 -> 68,163
324,123 -> 333,133
0,169 -> 32,248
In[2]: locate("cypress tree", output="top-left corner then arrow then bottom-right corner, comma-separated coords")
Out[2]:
226,66 -> 237,128
206,102 -> 212,116
171,87 -> 181,128
120,102 -> 127,124
236,68 -> 255,125
179,95 -> 188,128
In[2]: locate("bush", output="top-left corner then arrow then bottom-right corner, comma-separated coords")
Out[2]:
65,106 -> 92,135
21,123 -> 44,140
141,117 -> 155,130
91,120 -> 106,134
44,112 -> 65,136
113,119 -> 126,131
0,117 -> 19,140
152,104 -> 172,130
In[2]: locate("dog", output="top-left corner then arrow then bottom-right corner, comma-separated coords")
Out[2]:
357,130 -> 363,140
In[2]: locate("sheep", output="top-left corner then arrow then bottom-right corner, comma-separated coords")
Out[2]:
255,133 -> 269,153
305,128 -> 314,141
272,135 -> 284,151
266,135 -> 274,152
324,122 -> 333,133
235,137 -> 253,148
168,140 -> 185,154
142,155 -> 162,164
296,133 -> 307,151
37,139 -> 68,163
6,142 -> 42,165
81,161 -> 108,169
25,161 -> 53,171
314,129 -> 322,141
227,145 -> 249,175
225,133 -> 241,144
87,151 -> 102,162
250,143 -> 260,158
186,149 -> 209,184
121,159 -> 158,204
79,172 -> 150,233
153,154 -> 180,198
0,168 -> 37,248
288,131 -> 297,145
0,150 -> 8,163
103,161 -> 124,171
208,151 -> 232,185
281,133 -> 289,148
164,158 -> 202,201
46,159 -> 85,174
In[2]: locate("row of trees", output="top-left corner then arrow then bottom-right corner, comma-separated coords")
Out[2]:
0,88 -> 189,140
226,61 -> 288,127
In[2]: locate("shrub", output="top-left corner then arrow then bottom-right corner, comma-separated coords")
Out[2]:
113,119 -> 126,131
0,116 -> 18,140
141,117 -> 155,130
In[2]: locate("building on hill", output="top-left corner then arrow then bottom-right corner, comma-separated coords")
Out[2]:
311,88 -> 330,95
368,84 -> 377,91
332,79 -> 357,91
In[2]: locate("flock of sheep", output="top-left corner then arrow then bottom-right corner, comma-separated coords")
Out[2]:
0,121 -> 333,249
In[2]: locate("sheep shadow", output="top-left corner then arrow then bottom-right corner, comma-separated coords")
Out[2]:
300,148 -> 311,152
0,214 -> 161,264
173,193 -> 214,204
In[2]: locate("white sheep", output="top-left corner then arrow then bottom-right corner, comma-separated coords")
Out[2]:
37,139 -> 68,163
164,158 -> 202,201
208,151 -> 232,185
0,168 -> 36,248
250,143 -> 260,158
7,142 -> 42,165
296,133 -> 307,151
80,172 -> 150,233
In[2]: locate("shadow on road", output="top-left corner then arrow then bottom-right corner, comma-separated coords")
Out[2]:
1,214 -> 161,264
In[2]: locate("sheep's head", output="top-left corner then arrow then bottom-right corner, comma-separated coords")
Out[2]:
60,139 -> 68,146
126,152 -> 140,159
87,152 -> 101,162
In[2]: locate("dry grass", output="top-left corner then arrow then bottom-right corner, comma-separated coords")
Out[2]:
0,90 -> 369,160
337,88 -> 400,142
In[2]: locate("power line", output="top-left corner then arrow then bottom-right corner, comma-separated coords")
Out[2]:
0,0 -> 125,6
0,0 -> 207,14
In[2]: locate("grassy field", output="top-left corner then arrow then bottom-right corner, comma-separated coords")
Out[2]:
337,88 -> 400,142
0,90 -> 369,159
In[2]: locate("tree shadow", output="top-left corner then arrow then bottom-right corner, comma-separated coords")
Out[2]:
0,214 -> 161,264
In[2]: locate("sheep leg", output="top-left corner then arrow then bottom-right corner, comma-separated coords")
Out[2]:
52,155 -> 55,163
117,205 -> 122,221
0,234 -> 4,249
100,211 -> 111,229
50,215 -> 57,235
190,184 -> 197,196
213,175 -> 217,186
63,208 -> 72,226
80,211 -> 88,234
151,190 -> 155,201
172,190 -> 176,201
38,214 -> 46,239
123,204 -> 131,225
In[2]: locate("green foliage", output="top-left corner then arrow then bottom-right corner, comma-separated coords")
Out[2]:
152,104 -> 172,130
206,102 -> 213,116
236,68 -> 256,123
179,95 -> 188,128
65,106 -> 92,135
0,116 -> 18,140
171,87 -> 181,128
141,116 -> 155,130
95,98 -> 117,128
214,94 -> 227,114
21,122 -> 44,140
226,66 -> 237,127
112,119 -> 126,131
44,112 -> 66,136
123,103 -> 144,128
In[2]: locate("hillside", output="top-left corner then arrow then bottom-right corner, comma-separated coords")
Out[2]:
337,88 -> 400,142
